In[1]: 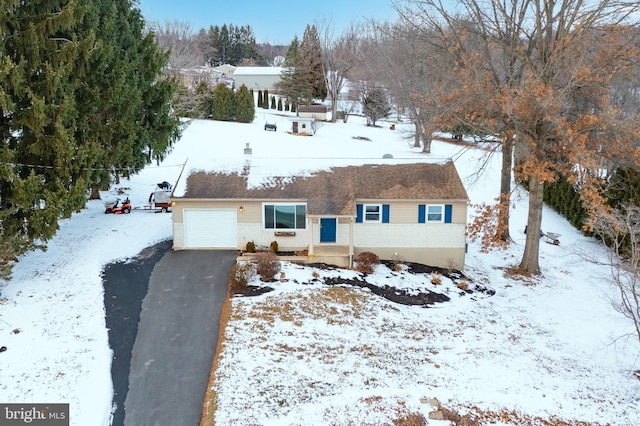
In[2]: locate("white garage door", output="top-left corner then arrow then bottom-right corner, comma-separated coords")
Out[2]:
183,209 -> 238,248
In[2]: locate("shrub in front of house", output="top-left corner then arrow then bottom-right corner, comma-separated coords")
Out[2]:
229,262 -> 256,294
245,241 -> 256,253
269,240 -> 278,253
255,251 -> 281,282
354,251 -> 380,274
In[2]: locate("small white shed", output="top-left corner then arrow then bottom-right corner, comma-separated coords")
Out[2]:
289,117 -> 315,136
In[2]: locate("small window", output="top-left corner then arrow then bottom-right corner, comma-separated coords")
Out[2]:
427,205 -> 444,222
302,123 -> 306,129
264,203 -> 306,229
364,204 -> 382,222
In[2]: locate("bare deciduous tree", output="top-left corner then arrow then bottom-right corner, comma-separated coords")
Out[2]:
367,21 -> 449,153
590,204 -> 640,343
317,21 -> 363,122
147,20 -> 204,69
400,0 -> 640,275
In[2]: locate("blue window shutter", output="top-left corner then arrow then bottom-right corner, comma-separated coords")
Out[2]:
356,204 -> 363,223
382,204 -> 390,223
445,204 -> 452,223
418,205 -> 426,223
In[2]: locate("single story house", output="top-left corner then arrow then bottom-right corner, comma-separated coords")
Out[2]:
171,162 -> 469,269
233,66 -> 284,90
298,105 -> 331,121
174,65 -> 221,90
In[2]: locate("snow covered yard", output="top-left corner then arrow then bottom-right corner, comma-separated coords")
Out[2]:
208,236 -> 640,425
0,109 -> 638,425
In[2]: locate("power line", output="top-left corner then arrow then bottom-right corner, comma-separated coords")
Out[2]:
0,161 -> 185,172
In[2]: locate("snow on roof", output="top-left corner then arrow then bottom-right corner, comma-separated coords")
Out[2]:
233,66 -> 285,76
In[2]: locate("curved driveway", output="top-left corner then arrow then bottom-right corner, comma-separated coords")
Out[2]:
123,250 -> 235,426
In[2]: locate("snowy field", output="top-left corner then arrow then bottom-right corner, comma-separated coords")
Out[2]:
0,107 -> 638,425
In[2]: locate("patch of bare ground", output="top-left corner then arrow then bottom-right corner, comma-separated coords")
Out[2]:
498,265 -> 540,286
440,404 -> 609,426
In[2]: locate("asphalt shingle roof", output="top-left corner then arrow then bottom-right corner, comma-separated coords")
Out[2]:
183,162 -> 468,216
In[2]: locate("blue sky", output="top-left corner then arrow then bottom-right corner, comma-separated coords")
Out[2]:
136,0 -> 397,44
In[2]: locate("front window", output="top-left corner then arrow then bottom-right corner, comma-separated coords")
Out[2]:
364,204 -> 382,222
427,205 -> 443,222
264,204 -> 306,229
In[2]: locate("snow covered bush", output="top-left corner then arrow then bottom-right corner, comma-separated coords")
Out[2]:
229,262 -> 255,294
254,252 -> 281,282
354,251 -> 380,274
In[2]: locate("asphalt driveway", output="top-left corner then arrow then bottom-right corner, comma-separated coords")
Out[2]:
105,247 -> 235,426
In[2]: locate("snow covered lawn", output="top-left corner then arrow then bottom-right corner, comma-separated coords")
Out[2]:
208,243 -> 640,425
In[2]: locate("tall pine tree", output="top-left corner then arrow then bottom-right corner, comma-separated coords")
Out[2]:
0,0 -> 179,277
301,24 -> 327,102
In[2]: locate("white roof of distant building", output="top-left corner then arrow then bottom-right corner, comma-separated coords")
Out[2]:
233,67 -> 284,76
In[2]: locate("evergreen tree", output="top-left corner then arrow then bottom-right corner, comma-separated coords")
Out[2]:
257,90 -> 263,108
195,81 -> 214,118
270,96 -> 277,109
277,98 -> 283,111
235,84 -> 255,123
277,36 -> 312,107
204,23 -> 258,66
212,83 -> 235,121
301,24 -> 327,101
0,0 -> 178,275
362,88 -> 391,126
263,89 -> 270,109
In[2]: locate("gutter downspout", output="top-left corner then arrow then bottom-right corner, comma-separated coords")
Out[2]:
348,217 -> 354,268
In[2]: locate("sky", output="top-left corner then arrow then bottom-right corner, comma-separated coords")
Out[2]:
136,0 -> 398,44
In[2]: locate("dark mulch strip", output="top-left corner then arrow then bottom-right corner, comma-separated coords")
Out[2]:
232,285 -> 274,297
383,260 -> 467,281
323,275 -> 450,306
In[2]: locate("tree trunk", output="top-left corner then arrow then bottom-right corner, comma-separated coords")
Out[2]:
330,96 -> 338,123
89,186 -> 101,200
422,134 -> 432,153
413,121 -> 422,148
519,175 -> 544,274
497,133 -> 515,241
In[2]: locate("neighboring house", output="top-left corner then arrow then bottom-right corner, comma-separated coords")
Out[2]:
171,162 -> 469,270
214,64 -> 236,78
289,117 -> 315,136
298,105 -> 331,121
174,65 -> 221,90
233,66 -> 284,90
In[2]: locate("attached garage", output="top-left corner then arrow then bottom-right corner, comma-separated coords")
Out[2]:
183,209 -> 238,248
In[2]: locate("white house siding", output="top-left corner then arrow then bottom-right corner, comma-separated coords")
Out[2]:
237,223 -> 309,252
173,223 -> 185,249
381,201 -> 467,224
354,223 -> 466,248
353,223 -> 466,269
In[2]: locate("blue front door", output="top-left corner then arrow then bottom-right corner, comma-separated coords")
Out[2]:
320,218 -> 337,243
